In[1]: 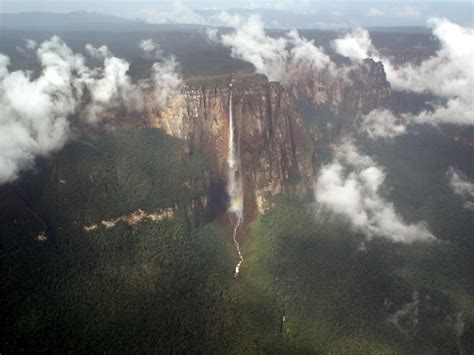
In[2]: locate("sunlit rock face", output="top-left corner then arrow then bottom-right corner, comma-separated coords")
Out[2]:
146,73 -> 315,219
102,62 -> 394,220
234,75 -> 315,218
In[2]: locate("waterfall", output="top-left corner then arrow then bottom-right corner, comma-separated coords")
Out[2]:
227,80 -> 244,277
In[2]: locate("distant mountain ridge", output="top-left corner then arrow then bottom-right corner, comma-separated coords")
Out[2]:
0,11 -> 206,31
0,11 -> 131,29
0,9 -> 466,33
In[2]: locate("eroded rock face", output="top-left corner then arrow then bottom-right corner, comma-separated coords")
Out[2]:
102,62 -> 393,219
287,59 -> 392,122
148,74 -> 315,218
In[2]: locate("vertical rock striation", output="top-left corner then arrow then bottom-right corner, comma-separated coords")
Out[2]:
108,61 -> 393,220
288,59 -> 392,122
147,73 -> 315,218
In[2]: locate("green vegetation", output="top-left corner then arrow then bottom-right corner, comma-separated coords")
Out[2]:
2,218 -> 237,353
48,128 -> 208,223
1,127 -> 473,353
0,128 -> 236,352
236,197 -> 471,353
361,126 -> 474,288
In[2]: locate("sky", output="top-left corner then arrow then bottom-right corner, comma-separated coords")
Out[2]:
1,1 -> 472,27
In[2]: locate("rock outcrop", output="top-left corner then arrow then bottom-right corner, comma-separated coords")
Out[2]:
287,59 -> 392,122
100,61 -> 393,220
147,73 -> 315,218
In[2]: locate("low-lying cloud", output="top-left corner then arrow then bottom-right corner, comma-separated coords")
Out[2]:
0,36 -> 182,184
314,142 -> 434,243
134,0 -> 207,25
332,27 -> 380,62
142,40 -> 183,109
214,14 -> 472,132
358,109 -> 407,140
335,18 -> 473,136
211,14 -> 334,83
447,167 -> 474,210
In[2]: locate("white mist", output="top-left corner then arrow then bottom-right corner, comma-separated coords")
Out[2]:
227,80 -> 244,277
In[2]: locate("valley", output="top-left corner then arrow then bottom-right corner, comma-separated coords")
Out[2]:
0,13 -> 473,354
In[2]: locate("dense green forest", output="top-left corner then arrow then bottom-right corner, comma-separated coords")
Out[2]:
1,127 -> 473,353
0,129 -> 235,352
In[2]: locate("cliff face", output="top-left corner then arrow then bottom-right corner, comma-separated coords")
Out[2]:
100,61 -> 393,219
288,59 -> 392,121
146,74 -> 314,218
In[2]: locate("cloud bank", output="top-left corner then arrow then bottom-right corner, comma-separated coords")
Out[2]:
358,109 -> 407,140
314,142 -> 434,243
213,14 -> 334,83
215,14 -> 472,132
142,40 -> 183,109
447,167 -> 474,210
0,36 -> 182,184
385,18 -> 473,126
134,0 -> 207,25
332,27 -> 380,62
334,18 -> 473,136
1,37 -> 89,183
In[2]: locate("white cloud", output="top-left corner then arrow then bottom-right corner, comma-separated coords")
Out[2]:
0,54 -> 10,79
148,56 -> 183,109
85,56 -> 137,121
359,109 -> 407,139
386,18 -> 473,96
85,44 -> 111,59
137,39 -> 183,108
247,0 -> 312,13
16,39 -> 38,54
220,15 -> 288,81
135,0 -> 207,25
25,39 -> 37,50
0,36 -> 87,184
139,39 -> 158,54
93,57 -> 130,105
366,8 -> 385,17
334,18 -> 474,129
138,39 -> 165,59
332,27 -> 380,62
287,29 -> 334,72
314,142 -> 435,243
212,11 -> 243,28
385,18 -> 474,126
218,14 -> 334,83
205,27 -> 219,44
447,167 -> 474,210
0,36 -> 183,184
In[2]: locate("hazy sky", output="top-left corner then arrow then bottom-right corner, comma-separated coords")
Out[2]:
1,1 -> 472,27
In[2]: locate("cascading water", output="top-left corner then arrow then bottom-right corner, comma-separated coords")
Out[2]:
227,79 -> 244,277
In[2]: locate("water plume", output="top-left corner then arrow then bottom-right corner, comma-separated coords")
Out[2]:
227,78 -> 244,277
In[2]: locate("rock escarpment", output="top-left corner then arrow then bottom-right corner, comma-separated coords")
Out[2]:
288,59 -> 392,123
103,61 -> 394,220
148,73 -> 315,218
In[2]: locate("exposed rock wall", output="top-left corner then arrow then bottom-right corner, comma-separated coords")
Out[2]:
103,61 -> 393,219
147,73 -> 315,217
288,59 -> 392,121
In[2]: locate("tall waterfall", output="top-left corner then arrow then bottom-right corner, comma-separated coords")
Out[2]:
227,80 -> 244,277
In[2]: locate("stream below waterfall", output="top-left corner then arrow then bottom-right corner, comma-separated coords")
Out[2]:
232,216 -> 243,277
